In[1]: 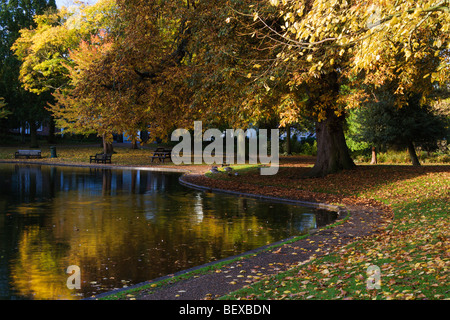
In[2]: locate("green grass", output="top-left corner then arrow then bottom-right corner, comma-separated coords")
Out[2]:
354,150 -> 450,164
222,169 -> 449,300
0,144 -> 173,166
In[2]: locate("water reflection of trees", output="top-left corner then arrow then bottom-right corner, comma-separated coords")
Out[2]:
3,165 -> 175,200
0,164 -> 337,300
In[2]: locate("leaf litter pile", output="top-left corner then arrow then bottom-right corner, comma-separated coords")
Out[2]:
185,158 -> 449,300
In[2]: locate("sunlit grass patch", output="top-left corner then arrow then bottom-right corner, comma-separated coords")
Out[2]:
223,167 -> 450,300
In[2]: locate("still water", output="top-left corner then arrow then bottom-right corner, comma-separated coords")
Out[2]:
0,164 -> 336,300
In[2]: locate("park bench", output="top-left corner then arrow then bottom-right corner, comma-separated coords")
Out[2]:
14,150 -> 42,159
151,147 -> 172,163
89,153 -> 112,164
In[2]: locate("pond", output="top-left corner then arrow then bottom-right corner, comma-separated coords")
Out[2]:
0,163 -> 337,300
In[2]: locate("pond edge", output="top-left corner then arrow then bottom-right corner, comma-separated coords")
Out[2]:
90,173 -> 348,300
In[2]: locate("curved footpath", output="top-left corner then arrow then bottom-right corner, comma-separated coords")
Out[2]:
95,171 -> 391,301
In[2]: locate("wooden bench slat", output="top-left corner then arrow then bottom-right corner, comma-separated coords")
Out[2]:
89,153 -> 112,164
15,150 -> 42,159
151,148 -> 172,163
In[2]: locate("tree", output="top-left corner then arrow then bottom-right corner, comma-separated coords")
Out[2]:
229,0 -> 450,176
12,0 -> 121,151
50,31 -> 129,154
0,0 -> 57,146
47,0 -> 167,153
219,1 -> 358,176
50,0 -> 226,151
12,9 -> 82,95
0,97 -> 11,119
347,86 -> 449,166
12,0 -> 119,95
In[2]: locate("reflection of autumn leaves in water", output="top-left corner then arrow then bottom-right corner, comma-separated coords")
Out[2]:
3,164 -> 336,299
11,225 -> 77,300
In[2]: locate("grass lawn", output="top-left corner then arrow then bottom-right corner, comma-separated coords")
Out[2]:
215,163 -> 449,300
0,143 -> 175,167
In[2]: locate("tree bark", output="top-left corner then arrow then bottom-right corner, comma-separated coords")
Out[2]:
304,70 -> 356,177
286,125 -> 292,155
407,141 -> 421,166
47,117 -> 56,144
102,133 -> 114,154
140,130 -> 149,144
370,146 -> 377,164
307,109 -> 356,177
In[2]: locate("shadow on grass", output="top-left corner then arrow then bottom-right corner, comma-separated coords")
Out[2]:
226,157 -> 450,198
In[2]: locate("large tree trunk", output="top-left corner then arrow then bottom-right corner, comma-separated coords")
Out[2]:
131,140 -> 139,149
47,117 -> 56,144
307,109 -> 356,177
407,141 -> 421,166
306,71 -> 355,177
102,133 -> 114,154
370,146 -> 377,164
286,125 -> 292,155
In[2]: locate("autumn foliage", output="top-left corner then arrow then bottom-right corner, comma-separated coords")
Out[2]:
11,0 -> 450,173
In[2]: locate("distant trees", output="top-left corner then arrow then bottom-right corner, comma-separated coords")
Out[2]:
11,0 -> 119,151
0,0 -> 57,146
347,86 -> 449,166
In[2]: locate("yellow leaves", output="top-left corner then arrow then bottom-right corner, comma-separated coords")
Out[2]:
433,39 -> 443,49
389,15 -> 400,27
321,269 -> 330,276
431,71 -> 442,83
269,0 -> 279,6
404,48 -> 412,60
0,97 -> 10,119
